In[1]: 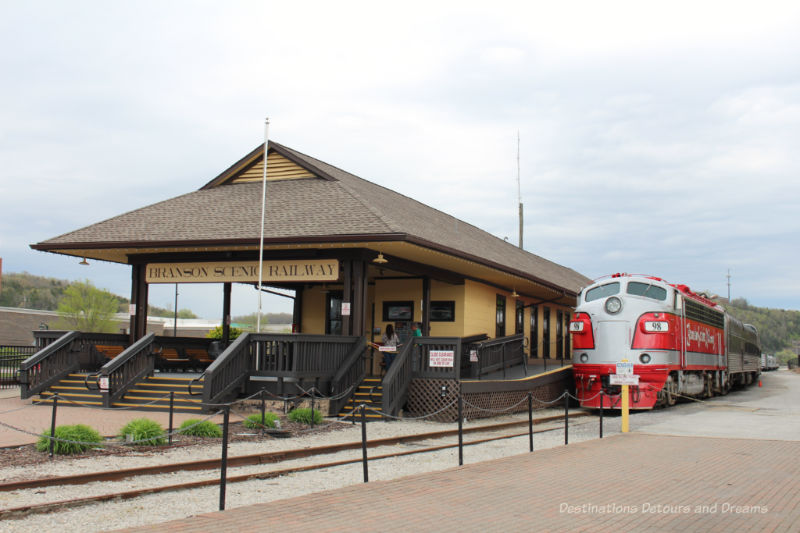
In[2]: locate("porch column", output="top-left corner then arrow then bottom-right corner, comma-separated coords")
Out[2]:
292,283 -> 303,332
422,276 -> 431,335
352,260 -> 367,336
130,263 -> 149,342
221,282 -> 231,345
342,260 -> 352,335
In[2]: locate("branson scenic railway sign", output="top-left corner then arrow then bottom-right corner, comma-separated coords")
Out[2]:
145,259 -> 339,284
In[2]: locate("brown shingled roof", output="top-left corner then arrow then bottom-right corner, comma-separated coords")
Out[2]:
32,141 -> 590,294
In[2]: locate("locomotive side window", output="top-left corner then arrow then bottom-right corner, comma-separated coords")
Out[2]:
584,282 -> 620,302
626,282 -> 667,301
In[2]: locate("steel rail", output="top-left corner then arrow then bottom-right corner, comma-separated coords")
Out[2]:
0,412 -> 587,493
0,421 -> 581,520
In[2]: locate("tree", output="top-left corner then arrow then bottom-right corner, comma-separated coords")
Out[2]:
54,280 -> 120,333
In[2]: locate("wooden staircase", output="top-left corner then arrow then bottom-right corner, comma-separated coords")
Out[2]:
36,373 -> 103,407
35,374 -> 204,413
337,377 -> 384,420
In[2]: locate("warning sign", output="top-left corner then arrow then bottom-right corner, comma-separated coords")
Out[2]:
429,350 -> 455,368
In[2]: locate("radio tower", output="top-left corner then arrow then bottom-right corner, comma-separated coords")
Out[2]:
726,269 -> 731,302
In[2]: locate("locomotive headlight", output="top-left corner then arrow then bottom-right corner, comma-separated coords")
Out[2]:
639,353 -> 652,364
579,353 -> 589,363
605,296 -> 622,314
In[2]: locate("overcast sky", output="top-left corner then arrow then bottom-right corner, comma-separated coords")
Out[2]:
2,0 -> 799,319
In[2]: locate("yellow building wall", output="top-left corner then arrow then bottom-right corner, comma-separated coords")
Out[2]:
428,280 -> 465,337
372,278 -> 422,334
463,280 -> 504,338
301,287 -> 328,335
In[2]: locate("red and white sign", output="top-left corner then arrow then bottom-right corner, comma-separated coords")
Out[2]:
429,350 -> 455,368
99,377 -> 110,390
341,302 -> 351,316
469,349 -> 478,362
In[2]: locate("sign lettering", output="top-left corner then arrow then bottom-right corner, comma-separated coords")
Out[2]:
145,260 -> 339,284
429,350 -> 455,368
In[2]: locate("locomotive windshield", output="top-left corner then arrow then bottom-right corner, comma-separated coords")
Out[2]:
584,282 -> 620,302
626,282 -> 667,301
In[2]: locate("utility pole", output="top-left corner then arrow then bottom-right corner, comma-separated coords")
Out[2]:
726,269 -> 731,303
517,131 -> 523,249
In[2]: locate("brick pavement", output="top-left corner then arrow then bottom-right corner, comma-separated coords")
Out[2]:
116,433 -> 800,532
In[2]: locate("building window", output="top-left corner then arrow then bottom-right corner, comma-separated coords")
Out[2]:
530,305 -> 538,357
515,301 -> 524,335
382,301 -> 414,322
430,301 -> 456,322
496,295 -> 506,338
564,311 -> 571,360
543,306 -> 551,359
556,309 -> 564,359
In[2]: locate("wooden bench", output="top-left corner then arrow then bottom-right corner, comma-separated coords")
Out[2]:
94,344 -> 125,360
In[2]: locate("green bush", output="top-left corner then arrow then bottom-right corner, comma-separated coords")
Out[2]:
242,412 -> 279,429
36,424 -> 102,455
119,418 -> 166,446
205,325 -> 242,340
287,407 -> 323,425
177,419 -> 222,438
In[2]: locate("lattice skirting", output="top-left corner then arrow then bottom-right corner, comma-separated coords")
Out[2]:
405,378 -> 570,422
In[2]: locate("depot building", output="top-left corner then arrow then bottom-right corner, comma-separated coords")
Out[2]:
31,141 -> 589,373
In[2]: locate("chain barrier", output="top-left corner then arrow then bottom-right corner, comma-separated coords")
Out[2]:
359,398 -> 460,421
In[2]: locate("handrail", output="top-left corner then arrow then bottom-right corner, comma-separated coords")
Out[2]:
84,372 -> 101,391
473,333 -> 525,379
329,337 -> 367,414
99,333 -> 156,407
189,373 -> 204,396
18,331 -> 81,399
382,339 -> 416,417
202,332 -> 253,408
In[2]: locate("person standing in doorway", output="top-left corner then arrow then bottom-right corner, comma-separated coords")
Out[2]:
382,324 -> 400,370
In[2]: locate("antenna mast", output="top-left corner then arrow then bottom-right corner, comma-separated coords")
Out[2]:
517,130 -> 523,249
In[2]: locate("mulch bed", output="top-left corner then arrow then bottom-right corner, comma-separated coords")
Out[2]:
0,419 -> 350,470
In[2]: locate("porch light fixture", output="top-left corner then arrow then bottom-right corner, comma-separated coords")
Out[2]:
373,252 -> 388,264
510,289 -> 519,298
79,257 -> 89,266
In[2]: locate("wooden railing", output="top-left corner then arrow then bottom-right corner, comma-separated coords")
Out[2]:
413,337 -> 463,379
382,340 -> 416,417
99,333 -> 156,407
329,337 -> 368,414
472,333 -> 526,379
18,331 -> 81,399
202,333 -> 254,408
202,333 -> 365,410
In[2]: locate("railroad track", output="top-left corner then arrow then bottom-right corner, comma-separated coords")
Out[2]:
1,412 -> 589,520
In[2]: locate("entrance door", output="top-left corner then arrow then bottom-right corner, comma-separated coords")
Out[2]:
326,291 -> 343,335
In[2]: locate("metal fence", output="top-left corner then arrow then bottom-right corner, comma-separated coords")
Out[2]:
0,345 -> 37,389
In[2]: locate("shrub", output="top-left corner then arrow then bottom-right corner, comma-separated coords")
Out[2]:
287,407 -> 323,425
36,424 -> 102,455
177,419 -> 222,438
205,325 -> 242,340
242,412 -> 279,430
119,418 -> 166,446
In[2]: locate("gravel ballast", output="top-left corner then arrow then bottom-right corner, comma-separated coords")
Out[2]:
1,410 -> 614,532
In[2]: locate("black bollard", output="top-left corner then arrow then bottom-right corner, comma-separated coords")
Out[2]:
361,404 -> 369,483
49,395 -> 58,459
458,394 -> 464,466
564,389 -> 569,445
310,389 -> 315,429
168,391 -> 175,446
599,391 -> 604,439
219,405 -> 230,511
528,392 -> 534,452
260,388 -> 266,433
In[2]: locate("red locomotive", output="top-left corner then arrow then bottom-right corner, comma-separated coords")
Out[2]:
569,274 -> 761,409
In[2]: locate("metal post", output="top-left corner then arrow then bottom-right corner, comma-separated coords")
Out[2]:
564,389 -> 569,445
599,391 -> 604,439
260,388 -> 266,435
361,404 -> 369,483
458,393 -> 464,466
528,392 -> 534,452
168,391 -> 175,446
49,395 -> 58,459
310,389 -> 315,429
219,405 -> 230,511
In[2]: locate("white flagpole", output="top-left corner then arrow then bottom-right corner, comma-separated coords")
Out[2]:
256,118 -> 270,334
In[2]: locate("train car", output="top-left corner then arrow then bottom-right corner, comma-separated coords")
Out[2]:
569,273 -> 761,409
761,354 -> 779,371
